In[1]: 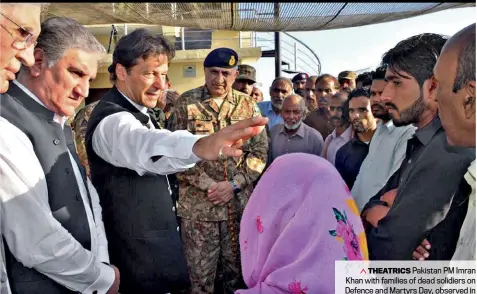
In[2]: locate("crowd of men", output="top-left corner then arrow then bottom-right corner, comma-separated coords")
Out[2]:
0,3 -> 475,294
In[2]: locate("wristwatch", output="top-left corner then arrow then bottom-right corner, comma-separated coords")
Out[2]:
230,180 -> 241,194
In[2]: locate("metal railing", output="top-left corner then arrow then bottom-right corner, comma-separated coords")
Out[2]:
103,26 -> 321,76
255,32 -> 321,76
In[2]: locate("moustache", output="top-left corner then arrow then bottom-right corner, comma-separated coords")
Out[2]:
372,104 -> 385,110
330,116 -> 341,121
384,102 -> 398,110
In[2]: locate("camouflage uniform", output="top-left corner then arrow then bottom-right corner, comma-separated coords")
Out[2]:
71,101 -> 100,177
148,107 -> 167,129
169,86 -> 268,294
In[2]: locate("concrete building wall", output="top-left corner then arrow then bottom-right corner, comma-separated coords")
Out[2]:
87,25 -> 261,96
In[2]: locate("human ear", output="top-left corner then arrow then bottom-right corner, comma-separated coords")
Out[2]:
463,81 -> 476,119
116,63 -> 128,81
29,48 -> 46,78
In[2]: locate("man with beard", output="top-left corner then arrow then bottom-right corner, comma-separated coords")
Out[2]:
304,75 -> 318,112
434,23 -> 476,260
335,88 -> 377,189
169,48 -> 268,293
351,66 -> 416,211
258,77 -> 293,129
291,72 -> 308,97
304,74 -> 337,139
232,64 -> 256,96
361,33 -> 475,260
413,23 -> 476,261
269,94 -> 324,162
321,91 -> 353,166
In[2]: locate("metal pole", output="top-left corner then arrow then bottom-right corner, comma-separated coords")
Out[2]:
274,2 -> 281,78
239,31 -> 242,48
181,27 -> 185,50
274,32 -> 281,78
124,23 -> 128,35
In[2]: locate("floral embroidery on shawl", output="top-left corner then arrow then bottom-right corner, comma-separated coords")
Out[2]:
329,207 -> 362,260
256,216 -> 264,233
288,278 -> 308,293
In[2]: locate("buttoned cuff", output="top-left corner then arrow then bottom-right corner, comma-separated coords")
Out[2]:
83,263 -> 115,294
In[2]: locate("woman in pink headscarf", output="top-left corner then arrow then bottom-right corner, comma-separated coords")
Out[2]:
237,153 -> 368,294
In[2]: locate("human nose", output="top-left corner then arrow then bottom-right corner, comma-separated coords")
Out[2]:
381,84 -> 393,104
153,76 -> 167,90
74,80 -> 90,98
349,111 -> 359,120
16,45 -> 35,67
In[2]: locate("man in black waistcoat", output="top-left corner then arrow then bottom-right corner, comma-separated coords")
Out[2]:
85,29 -> 267,294
0,17 -> 120,294
0,4 -> 44,293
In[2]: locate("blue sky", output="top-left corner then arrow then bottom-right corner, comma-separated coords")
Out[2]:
237,3 -> 442,18
249,7 -> 476,101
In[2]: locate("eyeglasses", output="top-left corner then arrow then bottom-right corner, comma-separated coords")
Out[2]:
0,12 -> 36,50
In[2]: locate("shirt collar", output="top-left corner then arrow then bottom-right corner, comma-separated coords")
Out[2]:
414,116 -> 442,146
383,119 -> 395,131
13,80 -> 68,126
279,122 -> 305,138
201,86 -> 235,104
468,160 -> 476,181
264,100 -> 275,114
117,88 -> 148,114
332,125 -> 352,139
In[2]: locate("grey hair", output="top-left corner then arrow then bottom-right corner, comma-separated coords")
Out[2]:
452,24 -> 476,93
36,17 -> 105,67
283,93 -> 307,112
271,77 -> 293,89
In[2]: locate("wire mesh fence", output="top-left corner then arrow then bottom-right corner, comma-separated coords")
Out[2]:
42,3 -> 474,32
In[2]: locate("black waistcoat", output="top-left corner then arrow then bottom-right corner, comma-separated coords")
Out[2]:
0,82 -> 92,294
85,87 -> 190,294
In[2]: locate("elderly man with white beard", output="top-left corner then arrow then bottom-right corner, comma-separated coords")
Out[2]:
268,94 -> 324,163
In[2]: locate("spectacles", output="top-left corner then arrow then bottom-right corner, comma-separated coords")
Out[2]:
0,12 -> 36,50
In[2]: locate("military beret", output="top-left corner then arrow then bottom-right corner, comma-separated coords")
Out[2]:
204,47 -> 239,69
292,73 -> 309,82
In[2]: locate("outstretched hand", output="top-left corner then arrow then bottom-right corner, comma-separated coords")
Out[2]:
192,116 -> 268,161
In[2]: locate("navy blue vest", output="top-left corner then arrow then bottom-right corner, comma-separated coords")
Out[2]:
85,87 -> 190,294
0,82 -> 93,294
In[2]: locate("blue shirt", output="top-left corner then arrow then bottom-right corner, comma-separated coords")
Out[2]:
258,101 -> 283,130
